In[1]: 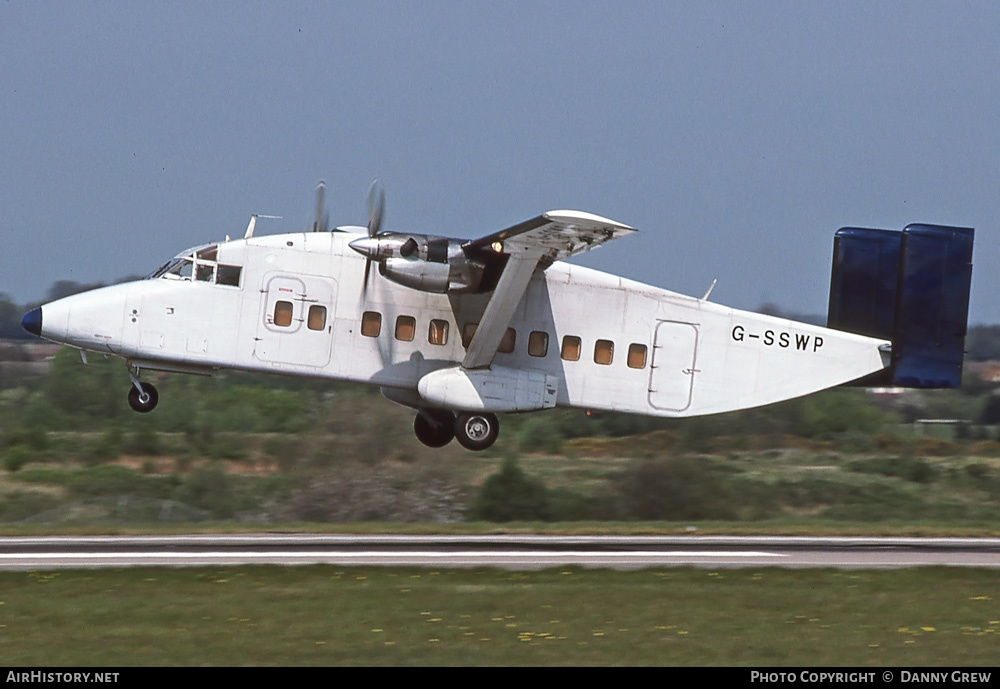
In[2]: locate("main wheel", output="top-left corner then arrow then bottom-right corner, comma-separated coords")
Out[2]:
414,409 -> 456,448
127,382 -> 159,413
454,412 -> 499,451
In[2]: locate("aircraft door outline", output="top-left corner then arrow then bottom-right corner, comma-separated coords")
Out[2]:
648,320 -> 699,412
255,272 -> 336,367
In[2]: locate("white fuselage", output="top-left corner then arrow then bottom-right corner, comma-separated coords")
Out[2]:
36,230 -> 890,417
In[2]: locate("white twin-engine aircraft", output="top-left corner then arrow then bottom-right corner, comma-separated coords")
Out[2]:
21,182 -> 974,451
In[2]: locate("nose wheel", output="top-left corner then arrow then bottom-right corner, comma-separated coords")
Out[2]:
454,412 -> 499,451
127,382 -> 159,413
126,365 -> 158,413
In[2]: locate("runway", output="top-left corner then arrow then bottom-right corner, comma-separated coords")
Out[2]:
0,534 -> 998,570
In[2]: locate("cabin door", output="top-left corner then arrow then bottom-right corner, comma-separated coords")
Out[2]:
648,320 -> 698,412
254,272 -> 336,367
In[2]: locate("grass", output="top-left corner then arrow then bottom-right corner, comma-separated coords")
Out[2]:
4,444 -> 1000,528
0,521 -> 999,537
0,566 -> 997,665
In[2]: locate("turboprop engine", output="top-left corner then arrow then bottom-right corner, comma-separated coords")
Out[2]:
348,232 -> 489,293
345,180 -> 506,294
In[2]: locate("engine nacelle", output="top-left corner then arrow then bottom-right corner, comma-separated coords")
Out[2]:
380,257 -> 452,293
350,232 -> 492,294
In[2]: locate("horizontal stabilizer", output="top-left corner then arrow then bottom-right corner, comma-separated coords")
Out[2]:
828,224 -> 974,388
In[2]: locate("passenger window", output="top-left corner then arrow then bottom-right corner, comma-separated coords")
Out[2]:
361,311 -> 381,337
627,343 -> 647,369
217,264 -> 242,287
528,331 -> 549,357
561,335 -> 581,361
308,305 -> 327,331
273,301 -> 293,327
498,328 -> 516,354
428,319 -> 449,345
594,339 -> 614,365
395,315 -> 416,341
462,323 -> 478,348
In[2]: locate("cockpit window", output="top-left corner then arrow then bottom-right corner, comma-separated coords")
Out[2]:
150,245 -> 242,288
149,258 -> 182,279
195,263 -> 215,282
171,260 -> 194,280
217,264 -> 242,287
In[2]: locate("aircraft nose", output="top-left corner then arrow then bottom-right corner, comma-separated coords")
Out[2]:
21,307 -> 42,337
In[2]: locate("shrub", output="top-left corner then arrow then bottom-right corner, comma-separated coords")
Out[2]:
612,456 -> 738,520
86,428 -> 123,464
2,445 -> 31,472
468,458 -> 551,521
847,456 -> 939,484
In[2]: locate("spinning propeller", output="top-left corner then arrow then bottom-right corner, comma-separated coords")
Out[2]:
311,180 -> 329,233
359,179 -> 385,295
347,179 -> 464,296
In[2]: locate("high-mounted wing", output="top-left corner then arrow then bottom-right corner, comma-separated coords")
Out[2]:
463,210 -> 636,270
461,210 -> 636,369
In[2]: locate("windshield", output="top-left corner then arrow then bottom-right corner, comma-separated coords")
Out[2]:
147,245 -> 242,287
147,258 -> 184,279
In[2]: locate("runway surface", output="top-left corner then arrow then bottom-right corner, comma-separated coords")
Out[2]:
0,534 -> 998,570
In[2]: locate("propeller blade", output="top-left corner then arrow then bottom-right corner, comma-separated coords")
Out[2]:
313,180 -> 327,232
367,178 -> 384,238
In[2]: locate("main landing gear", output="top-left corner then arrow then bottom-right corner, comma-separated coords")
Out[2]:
126,367 -> 159,413
414,409 -> 456,448
413,409 -> 500,451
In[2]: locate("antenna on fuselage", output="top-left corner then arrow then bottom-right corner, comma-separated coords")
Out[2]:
244,214 -> 282,239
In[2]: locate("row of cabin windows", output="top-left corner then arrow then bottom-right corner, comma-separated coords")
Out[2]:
358,310 -> 648,369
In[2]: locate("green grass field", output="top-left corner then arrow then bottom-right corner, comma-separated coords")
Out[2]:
1,565 -> 997,665
3,369 -> 1000,665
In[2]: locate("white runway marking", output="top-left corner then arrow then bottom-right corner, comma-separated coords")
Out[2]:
0,550 -> 785,561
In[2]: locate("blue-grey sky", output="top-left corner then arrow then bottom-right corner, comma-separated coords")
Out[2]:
3,1 -> 999,322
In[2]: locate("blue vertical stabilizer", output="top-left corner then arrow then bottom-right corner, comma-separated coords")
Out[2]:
827,224 -> 973,388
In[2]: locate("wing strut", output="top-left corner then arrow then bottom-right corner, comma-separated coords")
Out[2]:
461,246 -> 543,370
459,209 -> 636,370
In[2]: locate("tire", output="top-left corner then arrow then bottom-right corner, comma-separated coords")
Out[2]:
414,409 -> 456,448
454,412 -> 499,451
127,382 -> 159,413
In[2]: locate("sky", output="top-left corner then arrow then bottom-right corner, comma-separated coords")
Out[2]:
2,1 -> 999,323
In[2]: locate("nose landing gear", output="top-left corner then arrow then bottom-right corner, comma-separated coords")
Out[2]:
127,382 -> 159,413
126,366 -> 159,413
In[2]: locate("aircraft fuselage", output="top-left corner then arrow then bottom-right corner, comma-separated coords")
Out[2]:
29,229 -> 889,423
